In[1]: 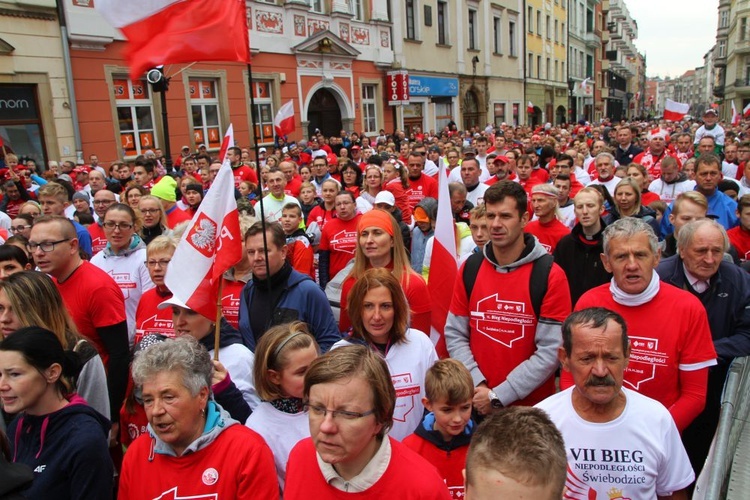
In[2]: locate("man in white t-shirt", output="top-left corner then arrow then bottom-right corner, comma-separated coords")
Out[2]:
587,152 -> 620,197
536,307 -> 694,499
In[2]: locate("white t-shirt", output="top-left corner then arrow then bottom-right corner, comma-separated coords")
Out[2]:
246,402 -> 309,489
588,176 -> 620,197
210,343 -> 259,410
536,387 -> 694,499
648,178 -> 697,203
332,328 -> 438,441
466,183 -> 489,206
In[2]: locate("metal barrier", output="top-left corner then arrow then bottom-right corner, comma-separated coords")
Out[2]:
696,356 -> 750,500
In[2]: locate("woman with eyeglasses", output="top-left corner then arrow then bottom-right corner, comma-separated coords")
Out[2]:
134,236 -> 177,343
331,268 -> 437,442
123,184 -> 147,210
91,203 -> 154,346
137,195 -> 170,245
9,214 -> 33,240
284,345 -> 450,499
357,164 -> 385,213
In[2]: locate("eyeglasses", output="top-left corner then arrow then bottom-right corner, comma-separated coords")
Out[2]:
11,224 -> 31,232
304,403 -> 375,421
140,208 -> 160,214
102,221 -> 134,231
145,259 -> 171,268
27,238 -> 70,253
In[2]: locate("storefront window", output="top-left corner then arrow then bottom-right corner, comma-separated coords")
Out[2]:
189,79 -> 222,150
113,78 -> 156,158
251,81 -> 275,144
0,85 -> 47,167
435,102 -> 452,131
494,103 -> 506,127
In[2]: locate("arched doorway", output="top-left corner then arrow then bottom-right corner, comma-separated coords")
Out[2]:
556,105 -> 566,125
307,88 -> 342,137
463,89 -> 481,130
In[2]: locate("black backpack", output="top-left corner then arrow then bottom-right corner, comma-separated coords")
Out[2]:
462,252 -> 554,319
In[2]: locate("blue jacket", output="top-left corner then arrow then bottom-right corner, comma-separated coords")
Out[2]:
660,190 -> 738,238
72,219 -> 93,257
8,398 -> 113,499
238,268 -> 341,352
656,255 -> 750,364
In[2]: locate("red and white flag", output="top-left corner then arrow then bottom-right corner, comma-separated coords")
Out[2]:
663,99 -> 690,122
428,158 -> 458,359
527,101 -> 535,114
743,103 -> 750,118
96,0 -> 251,80
732,101 -> 741,126
165,125 -> 243,319
579,78 -> 590,92
274,100 -> 295,138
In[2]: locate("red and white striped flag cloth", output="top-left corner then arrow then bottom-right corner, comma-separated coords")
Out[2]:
96,0 -> 250,80
743,103 -> 750,118
527,101 -> 535,114
732,101 -> 741,126
428,158 -> 458,359
663,99 -> 690,122
274,100 -> 296,138
164,125 -> 243,319
579,78 -> 590,92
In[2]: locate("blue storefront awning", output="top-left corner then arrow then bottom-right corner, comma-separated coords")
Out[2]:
408,76 -> 458,97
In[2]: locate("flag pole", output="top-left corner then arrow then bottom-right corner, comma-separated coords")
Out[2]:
214,278 -> 224,361
247,62 -> 271,280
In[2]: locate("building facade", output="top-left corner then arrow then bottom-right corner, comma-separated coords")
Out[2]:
0,0 -> 77,165
568,0 -> 600,123
603,0 -> 638,121
722,0 -> 750,120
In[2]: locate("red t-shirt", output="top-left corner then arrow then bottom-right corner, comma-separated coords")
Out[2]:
56,261 -> 127,367
570,283 -> 717,427
525,218 -> 570,254
4,198 -> 25,218
319,215 -> 361,280
307,206 -> 335,232
134,288 -> 174,345
449,257 -> 571,406
728,225 -> 750,261
407,174 -> 439,208
285,175 -> 303,198
232,164 -> 258,187
119,424 -> 279,499
88,223 -> 107,255
385,178 -> 413,222
339,267 -> 431,334
287,236 -> 315,278
221,277 -> 245,329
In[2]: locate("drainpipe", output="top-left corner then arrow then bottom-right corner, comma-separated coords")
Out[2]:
522,0 -> 527,126
56,0 -> 83,163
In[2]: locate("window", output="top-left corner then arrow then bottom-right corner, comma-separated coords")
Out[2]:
741,18 -> 747,41
361,84 -> 378,133
494,103 -> 506,127
554,60 -> 559,81
435,102 -> 452,131
586,8 -> 594,32
528,7 -> 533,33
406,0 -> 417,40
546,15 -> 551,40
561,24 -> 565,46
528,53 -> 534,78
437,1 -> 448,45
512,102 -> 520,126
113,77 -> 156,157
493,16 -> 502,54
586,55 -> 594,78
718,40 -> 727,58
546,58 -> 551,80
509,20 -> 517,56
537,10 -> 542,35
537,56 -> 542,79
308,0 -> 323,14
720,10 -> 729,28
468,9 -> 477,50
554,20 -> 559,43
189,79 -> 222,150
745,62 -> 750,86
350,0 -> 363,21
251,81 -> 275,144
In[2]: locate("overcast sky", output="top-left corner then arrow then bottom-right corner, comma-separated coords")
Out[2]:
625,0 -> 719,78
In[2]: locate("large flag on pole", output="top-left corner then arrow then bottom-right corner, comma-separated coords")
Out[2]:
732,101 -> 741,126
96,0 -> 251,80
663,99 -> 690,122
428,158 -> 458,359
165,125 -> 243,319
274,100 -> 296,138
527,101 -> 535,114
743,103 -> 750,118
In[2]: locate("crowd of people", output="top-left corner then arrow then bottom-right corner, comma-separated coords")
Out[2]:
0,107 -> 749,498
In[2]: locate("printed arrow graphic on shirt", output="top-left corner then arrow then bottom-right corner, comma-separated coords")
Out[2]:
329,230 -> 357,254
154,487 -> 217,500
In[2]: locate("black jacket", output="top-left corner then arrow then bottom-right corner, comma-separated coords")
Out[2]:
553,220 -> 612,306
614,144 -> 643,166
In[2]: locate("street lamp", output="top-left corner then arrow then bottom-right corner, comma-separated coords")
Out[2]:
146,66 -> 173,172
567,78 -> 576,124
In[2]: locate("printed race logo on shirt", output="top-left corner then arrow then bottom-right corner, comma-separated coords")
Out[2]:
624,336 -> 666,390
154,487 -> 216,500
329,230 -> 357,254
187,213 -> 218,257
470,295 -> 534,347
391,372 -> 420,423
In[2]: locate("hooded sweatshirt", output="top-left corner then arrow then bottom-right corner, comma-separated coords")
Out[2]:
8,396 -> 113,500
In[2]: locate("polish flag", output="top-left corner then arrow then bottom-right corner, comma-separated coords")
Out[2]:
663,99 -> 690,122
732,101 -> 741,126
579,78 -> 590,92
274,100 -> 296,138
527,101 -> 535,114
165,125 -> 243,319
428,158 -> 458,359
743,103 -> 750,118
96,0 -> 251,80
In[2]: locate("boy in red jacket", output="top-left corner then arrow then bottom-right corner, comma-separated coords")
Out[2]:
403,359 -> 476,500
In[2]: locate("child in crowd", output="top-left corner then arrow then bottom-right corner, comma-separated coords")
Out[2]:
403,358 -> 476,499
280,203 -> 314,278
297,181 -> 319,225
245,322 -> 319,490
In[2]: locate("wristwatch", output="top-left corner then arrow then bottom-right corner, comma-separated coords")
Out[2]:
488,390 -> 504,409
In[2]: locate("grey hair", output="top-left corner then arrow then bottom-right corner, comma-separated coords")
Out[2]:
531,183 -> 562,220
676,219 -> 730,254
595,151 -> 615,165
602,217 -> 658,255
132,336 -> 212,396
